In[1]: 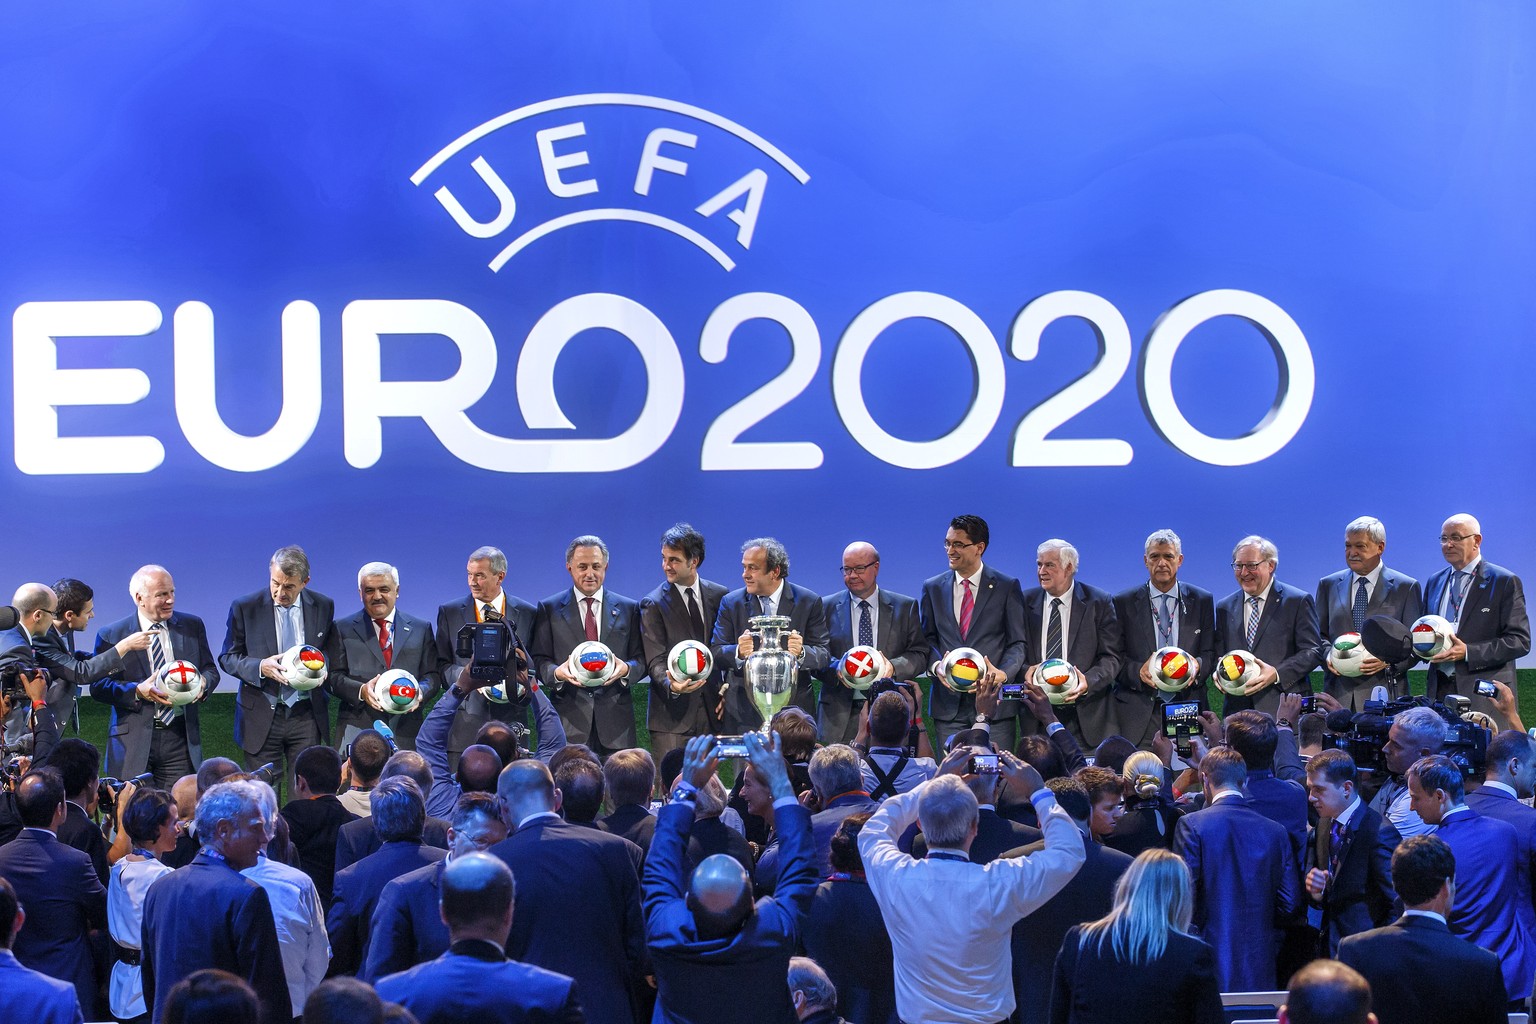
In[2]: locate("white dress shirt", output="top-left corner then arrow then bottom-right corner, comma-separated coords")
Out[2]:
1040,588 -> 1074,657
1440,556 -> 1482,623
1148,582 -> 1181,649
243,853 -> 330,1012
136,611 -> 176,667
1244,583 -> 1275,639
573,587 -> 605,629
108,855 -> 173,1019
478,592 -> 506,621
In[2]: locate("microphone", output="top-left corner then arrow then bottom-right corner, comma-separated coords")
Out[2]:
1370,685 -> 1389,704
372,719 -> 399,751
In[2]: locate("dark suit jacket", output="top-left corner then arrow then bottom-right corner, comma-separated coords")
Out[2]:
1435,806 -> 1536,998
1050,924 -> 1224,1024
918,566 -> 1028,725
1215,579 -> 1323,716
804,877 -> 897,1024
91,611 -> 220,778
1466,783 -> 1536,912
684,815 -> 756,878
363,859 -> 449,982
280,795 -> 359,909
1173,796 -> 1301,991
220,589 -> 335,753
325,608 -> 441,747
639,578 -> 729,737
711,583 -> 831,734
1011,832 -> 1134,1024
1105,796 -> 1183,858
1306,803 -> 1395,954
1340,914 -> 1507,1024
645,802 -> 816,1024
435,593 -> 538,755
33,625 -> 122,726
1021,581 -> 1123,745
55,802 -> 108,886
489,816 -> 646,1024
809,793 -> 878,876
376,940 -> 584,1024
532,589 -> 645,750
0,948 -> 82,1024
1247,769 -> 1310,869
327,840 -> 448,975
601,803 -> 657,857
912,808 -> 1043,865
334,812 -> 451,873
141,849 -> 291,1024
0,829 -> 107,1019
1424,560 -> 1531,719
815,587 -> 928,730
1111,582 -> 1216,747
1316,566 -> 1422,706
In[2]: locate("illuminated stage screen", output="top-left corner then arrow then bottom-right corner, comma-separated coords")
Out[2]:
3,3 -> 1533,631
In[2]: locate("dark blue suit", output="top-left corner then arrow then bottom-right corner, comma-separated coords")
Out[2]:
33,625 -> 123,731
334,813 -> 451,874
645,802 -> 817,1024
1173,795 -> 1301,991
376,939 -> 584,1023
0,830 -> 106,1019
327,840 -> 447,975
219,588 -> 336,753
435,593 -> 538,760
325,608 -> 441,748
0,948 -> 82,1024
1435,805 -> 1536,999
804,877 -> 897,1024
1215,580 -> 1323,716
91,612 -> 220,779
1305,804 -> 1395,955
814,587 -> 928,744
1021,581 -> 1123,747
711,583 -> 831,734
1339,914 -> 1507,1024
1246,769 -> 1310,870
363,859 -> 449,982
1466,783 -> 1536,912
809,793 -> 877,876
918,566 -> 1028,747
1315,566 -> 1422,706
532,589 -> 646,754
1112,582 -> 1217,747
1424,559 -> 1530,724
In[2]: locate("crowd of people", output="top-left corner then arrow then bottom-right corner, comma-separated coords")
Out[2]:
0,510 -> 1530,1023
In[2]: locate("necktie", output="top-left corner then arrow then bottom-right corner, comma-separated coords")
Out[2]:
376,618 -> 393,668
1046,598 -> 1063,660
858,600 -> 874,647
1447,570 -> 1469,621
1328,818 -> 1344,880
482,605 -> 502,623
149,623 -> 176,726
583,598 -> 599,642
959,579 -> 974,639
761,595 -> 775,619
1352,577 -> 1369,633
1246,596 -> 1260,648
1156,593 -> 1174,647
278,606 -> 302,707
684,586 -> 706,639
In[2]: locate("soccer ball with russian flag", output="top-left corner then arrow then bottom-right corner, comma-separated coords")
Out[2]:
939,647 -> 986,693
370,669 -> 423,714
569,641 -> 618,688
837,646 -> 884,691
157,660 -> 205,706
1150,646 -> 1195,693
281,645 -> 328,691
1410,615 -> 1455,660
667,639 -> 713,694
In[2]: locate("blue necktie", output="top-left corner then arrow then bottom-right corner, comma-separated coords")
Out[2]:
1352,577 -> 1369,633
278,605 -> 302,707
1156,593 -> 1174,647
857,600 -> 873,648
1447,570 -> 1469,621
1246,596 -> 1260,648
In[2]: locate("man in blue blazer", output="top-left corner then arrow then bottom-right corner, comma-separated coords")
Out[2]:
219,545 -> 335,798
325,561 -> 442,750
1302,750 -> 1396,955
1215,535 -> 1324,717
712,537 -> 831,736
1467,731 -> 1536,910
645,732 -> 816,1024
1112,529 -> 1217,749
815,541 -> 929,745
435,545 -> 538,765
0,878 -> 82,1024
1316,517 -> 1423,707
1019,539 -> 1123,748
531,535 -> 646,758
919,515 -> 1029,752
639,524 -> 731,759
33,578 -> 154,737
0,771 -> 106,1019
1423,513 -> 1530,727
376,852 -> 584,1024
91,565 -> 220,785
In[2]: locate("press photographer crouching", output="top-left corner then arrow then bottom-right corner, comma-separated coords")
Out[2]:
0,653 -> 59,845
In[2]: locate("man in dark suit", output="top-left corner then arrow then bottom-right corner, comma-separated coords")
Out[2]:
0,770 -> 106,1019
40,739 -> 108,884
712,537 -> 832,736
325,561 -> 442,750
1005,777 -> 1132,1024
1020,539 -> 1123,747
919,514 -> 1029,751
1423,513 -> 1531,727
333,751 -> 451,872
1112,529 -> 1218,748
34,577 -> 154,735
363,791 -> 508,982
1225,710 -> 1310,864
0,876 -> 83,1024
1467,730 -> 1536,911
219,545 -> 335,799
141,778 -> 290,1024
1407,753 -> 1536,1001
1174,746 -> 1300,991
1,584 -> 63,751
90,565 -> 220,786
639,523 -> 731,759
376,852 -> 584,1024
600,748 -> 658,855
1316,517 -> 1423,707
435,545 -> 539,766
645,733 -> 816,1024
279,744 -> 358,909
1340,834 -> 1507,1024
815,541 -> 929,745
1303,750 -> 1395,955
1215,535 -> 1324,716
532,534 -> 646,758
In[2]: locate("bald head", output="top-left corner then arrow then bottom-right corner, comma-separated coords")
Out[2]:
688,853 -> 753,937
1440,512 -> 1483,570
10,583 -> 56,637
840,541 -> 881,599
497,759 -> 557,822
456,744 -> 503,794
441,851 -> 515,937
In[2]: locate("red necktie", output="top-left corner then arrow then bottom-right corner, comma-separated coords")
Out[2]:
376,618 -> 392,668
584,598 -> 599,642
959,579 -> 974,639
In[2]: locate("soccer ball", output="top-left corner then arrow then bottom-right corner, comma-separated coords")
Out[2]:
1411,615 -> 1455,660
667,640 -> 713,694
370,669 -> 423,715
837,646 -> 884,691
938,647 -> 986,693
1330,633 -> 1375,678
1213,650 -> 1259,696
1149,646 -> 1195,693
479,683 -> 511,704
1037,658 -> 1077,704
569,641 -> 618,688
157,660 -> 205,706
281,645 -> 328,691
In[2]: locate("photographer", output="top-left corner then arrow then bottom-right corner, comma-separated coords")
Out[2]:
40,738 -> 108,884
1370,706 -> 1448,843
0,661 -> 58,845
855,689 -> 937,799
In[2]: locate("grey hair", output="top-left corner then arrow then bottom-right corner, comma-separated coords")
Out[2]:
787,956 -> 838,1013
196,779 -> 264,845
743,537 -> 790,579
1345,517 -> 1386,544
1123,751 -> 1166,800
1232,535 -> 1279,567
808,745 -> 864,803
695,776 -> 729,819
916,775 -> 979,848
357,561 -> 400,587
128,565 -> 173,602
270,545 -> 310,580
1144,530 -> 1183,557
1038,539 -> 1079,574
469,546 -> 507,574
1395,707 -> 1447,754
381,751 -> 434,792
370,777 -> 426,843
565,535 -> 610,563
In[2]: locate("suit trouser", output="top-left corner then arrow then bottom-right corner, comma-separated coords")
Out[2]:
817,696 -> 864,746
149,718 -> 195,789
247,702 -> 322,803
649,730 -> 690,761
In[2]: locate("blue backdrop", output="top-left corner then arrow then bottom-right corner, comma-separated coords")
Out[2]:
3,3 -> 1534,637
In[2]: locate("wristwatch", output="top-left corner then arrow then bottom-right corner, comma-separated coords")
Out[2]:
670,782 -> 698,805
973,713 -> 988,725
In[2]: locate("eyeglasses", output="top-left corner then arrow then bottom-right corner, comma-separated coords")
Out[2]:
1439,534 -> 1475,543
1232,561 -> 1267,572
840,561 -> 878,575
943,541 -> 976,551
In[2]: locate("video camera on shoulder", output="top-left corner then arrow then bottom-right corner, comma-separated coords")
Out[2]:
1324,694 -> 1488,778
456,618 -> 530,704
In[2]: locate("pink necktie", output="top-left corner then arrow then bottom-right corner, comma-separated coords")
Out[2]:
584,598 -> 599,641
959,579 -> 974,639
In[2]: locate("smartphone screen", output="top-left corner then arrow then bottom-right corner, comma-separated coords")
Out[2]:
1161,700 -> 1201,737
